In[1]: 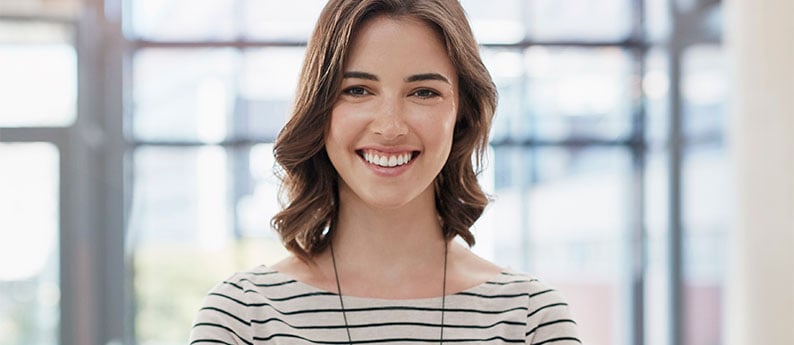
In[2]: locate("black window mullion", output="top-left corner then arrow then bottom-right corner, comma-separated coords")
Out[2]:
630,42 -> 649,345
667,2 -> 685,345
630,1 -> 649,342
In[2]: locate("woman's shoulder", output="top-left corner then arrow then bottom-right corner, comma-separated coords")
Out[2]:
489,269 -> 576,335
223,264 -> 289,286
203,264 -> 307,301
473,269 -> 550,299
483,270 -> 549,291
191,264 -> 324,343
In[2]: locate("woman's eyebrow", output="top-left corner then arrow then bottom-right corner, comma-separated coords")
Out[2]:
342,71 -> 378,80
405,73 -> 450,84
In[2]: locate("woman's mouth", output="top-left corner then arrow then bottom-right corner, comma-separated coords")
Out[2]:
357,149 -> 419,168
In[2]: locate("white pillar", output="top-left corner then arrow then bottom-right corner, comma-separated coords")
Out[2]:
725,1 -> 794,344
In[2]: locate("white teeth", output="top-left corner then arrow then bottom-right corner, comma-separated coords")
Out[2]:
363,151 -> 414,167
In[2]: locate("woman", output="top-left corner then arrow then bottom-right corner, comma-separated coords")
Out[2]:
190,0 -> 580,344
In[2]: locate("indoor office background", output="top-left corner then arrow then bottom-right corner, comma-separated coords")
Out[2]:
0,1 -> 790,345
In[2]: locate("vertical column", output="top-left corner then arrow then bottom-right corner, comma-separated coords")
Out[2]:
61,0 -> 127,344
725,1 -> 794,344
98,0 -> 128,344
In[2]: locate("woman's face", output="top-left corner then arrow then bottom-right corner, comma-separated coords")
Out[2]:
325,15 -> 459,210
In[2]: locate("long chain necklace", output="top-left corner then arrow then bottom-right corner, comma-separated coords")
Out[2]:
330,241 -> 448,344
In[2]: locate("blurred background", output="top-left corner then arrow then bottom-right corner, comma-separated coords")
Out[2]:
0,0 -> 790,345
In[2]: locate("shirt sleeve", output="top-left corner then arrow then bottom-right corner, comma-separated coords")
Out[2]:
525,279 -> 581,345
189,274 -> 254,345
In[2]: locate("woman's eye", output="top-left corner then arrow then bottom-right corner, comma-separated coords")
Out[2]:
412,89 -> 439,99
343,87 -> 369,97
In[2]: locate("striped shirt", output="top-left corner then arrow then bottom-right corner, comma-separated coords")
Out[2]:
189,265 -> 580,344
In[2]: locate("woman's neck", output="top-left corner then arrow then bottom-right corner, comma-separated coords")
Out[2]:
325,183 -> 447,295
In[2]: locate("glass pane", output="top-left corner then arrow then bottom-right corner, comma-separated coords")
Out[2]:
644,48 -> 671,147
131,146 -> 230,344
132,49 -> 238,142
489,145 -> 632,345
130,146 -> 232,245
127,0 -> 236,40
681,45 -> 726,345
460,0 -> 526,44
530,147 -> 631,345
683,45 -> 726,142
236,144 -> 283,237
481,48 -> 526,142
528,0 -> 632,41
0,143 -> 60,345
239,48 -> 304,139
682,46 -> 727,345
0,0 -> 82,18
643,47 -> 675,345
644,146 -> 671,345
486,146 -> 533,270
702,5 -> 723,39
0,22 -> 77,127
243,0 -> 324,41
130,145 -> 287,345
524,47 -> 634,140
682,150 -> 728,345
0,21 -> 72,44
645,0 -> 672,43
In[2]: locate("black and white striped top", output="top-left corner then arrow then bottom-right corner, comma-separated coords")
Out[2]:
190,265 -> 580,344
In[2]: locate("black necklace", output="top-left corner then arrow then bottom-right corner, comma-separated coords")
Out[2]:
330,241 -> 448,344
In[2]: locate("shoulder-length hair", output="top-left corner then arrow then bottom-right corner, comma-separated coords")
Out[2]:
272,0 -> 498,261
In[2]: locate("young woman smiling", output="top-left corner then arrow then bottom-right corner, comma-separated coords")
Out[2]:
190,1 -> 580,344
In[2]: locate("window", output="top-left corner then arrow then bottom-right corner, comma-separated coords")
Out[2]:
124,2 -> 323,343
0,22 -> 77,127
0,143 -> 60,345
681,44 -> 727,345
122,1 -> 727,344
0,2 -> 81,343
0,0 -> 727,344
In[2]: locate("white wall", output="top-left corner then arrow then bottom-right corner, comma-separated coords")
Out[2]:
726,0 -> 794,344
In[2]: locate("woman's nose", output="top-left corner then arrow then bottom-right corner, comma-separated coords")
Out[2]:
370,97 -> 408,140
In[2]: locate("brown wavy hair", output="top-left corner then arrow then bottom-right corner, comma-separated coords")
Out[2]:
271,0 -> 498,261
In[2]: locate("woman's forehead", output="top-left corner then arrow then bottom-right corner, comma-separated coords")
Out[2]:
342,16 -> 456,82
